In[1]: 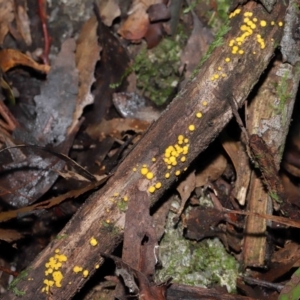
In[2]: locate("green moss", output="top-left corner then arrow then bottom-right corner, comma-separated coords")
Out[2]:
8,269 -> 29,296
274,70 -> 291,115
156,208 -> 239,292
117,199 -> 128,212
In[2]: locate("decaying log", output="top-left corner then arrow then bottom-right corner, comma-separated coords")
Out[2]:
5,2 -> 286,299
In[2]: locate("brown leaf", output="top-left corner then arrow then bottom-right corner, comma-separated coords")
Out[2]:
98,0 -> 121,27
0,228 -> 23,243
69,16 -> 101,134
0,49 -> 50,73
195,153 -> 227,187
15,4 -> 32,46
0,0 -> 14,44
86,118 -> 149,140
118,0 -> 162,41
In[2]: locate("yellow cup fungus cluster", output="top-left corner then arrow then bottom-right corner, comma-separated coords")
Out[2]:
73,265 -> 89,278
212,8 -> 284,82
42,249 -> 67,293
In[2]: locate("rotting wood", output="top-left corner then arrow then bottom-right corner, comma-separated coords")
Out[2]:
4,2 -> 286,299
243,59 -> 300,267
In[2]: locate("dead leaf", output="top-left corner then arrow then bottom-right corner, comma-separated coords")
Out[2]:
16,3 -> 32,46
179,10 -> 213,85
195,153 -> 227,187
0,228 -> 23,243
86,118 -> 149,140
221,136 -> 251,206
118,0 -> 162,41
174,171 -> 196,222
98,0 -> 121,27
69,15 -> 101,134
0,176 -> 107,223
0,0 -> 14,44
0,49 -> 49,73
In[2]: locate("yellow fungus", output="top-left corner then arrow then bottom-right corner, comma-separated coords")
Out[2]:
222,73 -> 226,78
188,124 -> 195,131
218,66 -> 222,71
142,164 -> 147,167
214,74 -> 219,79
152,157 -> 156,162
167,165 -> 172,170
106,219 -> 110,223
196,112 -> 202,118
55,249 -> 60,253
238,50 -> 244,54
146,172 -> 154,180
253,17 -> 258,22
260,20 -> 267,27
184,138 -> 189,143
171,161 -> 177,166
132,167 -> 137,171
83,270 -> 89,278
148,186 -> 156,193
141,167 -> 148,175
250,23 -> 256,29
278,21 -> 283,27
202,101 -> 208,106
178,135 -> 184,141
90,237 -> 98,246
225,57 -> 230,62
232,46 -> 239,52
211,77 -> 215,81
165,173 -> 170,179
184,167 -> 187,171
113,192 -> 119,197
53,271 -> 63,287
123,196 -> 128,201
95,264 -> 99,269
175,170 -> 181,176
155,182 -> 162,189
244,17 -> 250,23
180,156 -> 186,163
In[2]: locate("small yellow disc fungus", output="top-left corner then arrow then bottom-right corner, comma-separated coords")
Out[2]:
196,112 -> 202,118
165,173 -> 170,179
148,186 -> 156,193
253,17 -> 258,22
278,21 -> 283,27
175,170 -> 181,176
113,192 -> 119,197
155,182 -> 162,189
238,50 -> 244,54
83,270 -> 89,278
225,57 -> 230,62
123,196 -> 128,201
181,156 -> 186,163
184,138 -> 189,143
178,135 -> 184,141
141,167 -> 148,175
95,264 -> 99,269
188,124 -> 195,131
90,237 -> 98,247
260,20 -> 267,27
152,157 -> 156,162
132,167 -> 137,171
218,66 -> 222,71
146,172 -> 154,180
214,74 -> 219,79
167,165 -> 172,169
106,219 -> 110,224
55,249 -> 60,253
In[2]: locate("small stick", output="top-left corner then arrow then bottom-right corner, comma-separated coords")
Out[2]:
37,0 -> 50,65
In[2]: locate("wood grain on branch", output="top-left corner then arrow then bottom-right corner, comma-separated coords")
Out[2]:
5,2 -> 286,299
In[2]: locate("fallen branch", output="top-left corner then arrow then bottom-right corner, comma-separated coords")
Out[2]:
5,2 -> 286,299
